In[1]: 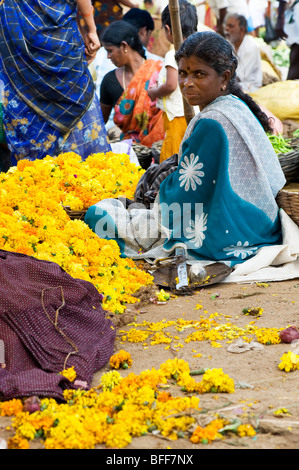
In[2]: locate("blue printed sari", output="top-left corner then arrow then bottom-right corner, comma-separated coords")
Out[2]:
85,95 -> 286,266
0,0 -> 111,163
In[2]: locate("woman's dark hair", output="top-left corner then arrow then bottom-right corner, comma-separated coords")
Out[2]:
175,31 -> 273,133
123,7 -> 155,32
101,21 -> 146,59
161,0 -> 198,39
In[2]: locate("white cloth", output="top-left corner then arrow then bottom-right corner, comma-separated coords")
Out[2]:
235,35 -> 263,92
247,0 -> 267,28
156,49 -> 184,120
223,209 -> 299,283
186,208 -> 299,283
208,0 -> 249,19
283,0 -> 299,46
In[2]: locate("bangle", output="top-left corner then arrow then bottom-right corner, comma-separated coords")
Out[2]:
80,5 -> 94,17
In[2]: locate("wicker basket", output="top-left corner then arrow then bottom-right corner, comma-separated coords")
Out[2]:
132,140 -> 164,169
276,185 -> 299,227
63,205 -> 87,220
277,139 -> 299,182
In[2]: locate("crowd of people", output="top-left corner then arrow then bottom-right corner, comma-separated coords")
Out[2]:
0,0 -> 298,269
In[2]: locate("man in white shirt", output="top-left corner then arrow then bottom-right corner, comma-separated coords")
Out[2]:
275,0 -> 299,79
208,0 -> 249,36
224,13 -> 262,92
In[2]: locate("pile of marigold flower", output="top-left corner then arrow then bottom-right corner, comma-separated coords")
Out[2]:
0,358 -> 257,449
0,152 -> 152,313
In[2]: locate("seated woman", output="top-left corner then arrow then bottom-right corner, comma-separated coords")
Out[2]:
85,31 -> 286,267
0,0 -> 111,165
100,21 -> 165,147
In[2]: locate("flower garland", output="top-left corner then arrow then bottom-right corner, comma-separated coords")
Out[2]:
0,358 -> 257,450
0,152 -> 152,313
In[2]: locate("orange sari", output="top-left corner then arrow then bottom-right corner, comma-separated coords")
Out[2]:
113,59 -> 165,147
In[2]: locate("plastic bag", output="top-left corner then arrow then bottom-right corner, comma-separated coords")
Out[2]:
250,80 -> 299,121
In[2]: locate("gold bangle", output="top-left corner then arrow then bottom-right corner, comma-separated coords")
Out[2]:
80,5 -> 94,17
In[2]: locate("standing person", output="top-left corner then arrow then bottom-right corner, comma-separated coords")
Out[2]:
94,8 -> 160,131
122,8 -> 161,60
275,0 -> 299,79
0,0 -> 111,165
85,31 -> 285,267
224,14 -> 263,92
247,0 -> 267,37
92,0 -> 137,39
100,21 -> 164,147
147,0 -> 198,163
207,0 -> 249,36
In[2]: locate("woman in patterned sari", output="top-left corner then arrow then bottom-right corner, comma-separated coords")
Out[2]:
100,21 -> 165,147
0,0 -> 111,166
85,32 -> 286,268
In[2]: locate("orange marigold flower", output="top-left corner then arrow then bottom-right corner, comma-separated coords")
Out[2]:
0,399 -> 24,416
110,350 -> 132,369
7,436 -> 30,449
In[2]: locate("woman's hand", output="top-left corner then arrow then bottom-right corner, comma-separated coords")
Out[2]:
147,86 -> 158,101
76,1 -> 101,63
84,31 -> 101,63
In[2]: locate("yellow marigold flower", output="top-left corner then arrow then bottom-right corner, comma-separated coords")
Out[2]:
110,350 -> 132,369
155,289 -> 170,302
15,422 -> 36,441
237,423 -> 256,437
177,371 -> 201,393
100,370 -> 122,391
159,358 -> 190,381
255,327 -> 281,345
198,368 -> 235,394
278,351 -> 299,372
59,366 -> 77,382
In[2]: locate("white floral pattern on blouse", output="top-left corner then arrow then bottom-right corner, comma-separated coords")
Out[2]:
179,153 -> 204,191
185,212 -> 208,248
223,241 -> 258,260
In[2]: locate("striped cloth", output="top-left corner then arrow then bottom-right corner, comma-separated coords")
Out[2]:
0,104 -> 5,144
0,0 -> 94,133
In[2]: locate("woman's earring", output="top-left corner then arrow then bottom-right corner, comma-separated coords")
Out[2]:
124,49 -> 128,53
222,85 -> 226,91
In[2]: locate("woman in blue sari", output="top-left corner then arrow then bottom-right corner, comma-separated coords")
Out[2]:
0,0 -> 111,165
85,32 -> 286,267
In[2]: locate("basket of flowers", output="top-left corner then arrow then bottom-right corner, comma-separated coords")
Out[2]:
62,206 -> 87,220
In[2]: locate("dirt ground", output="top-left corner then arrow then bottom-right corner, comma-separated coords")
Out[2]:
2,277 -> 299,451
